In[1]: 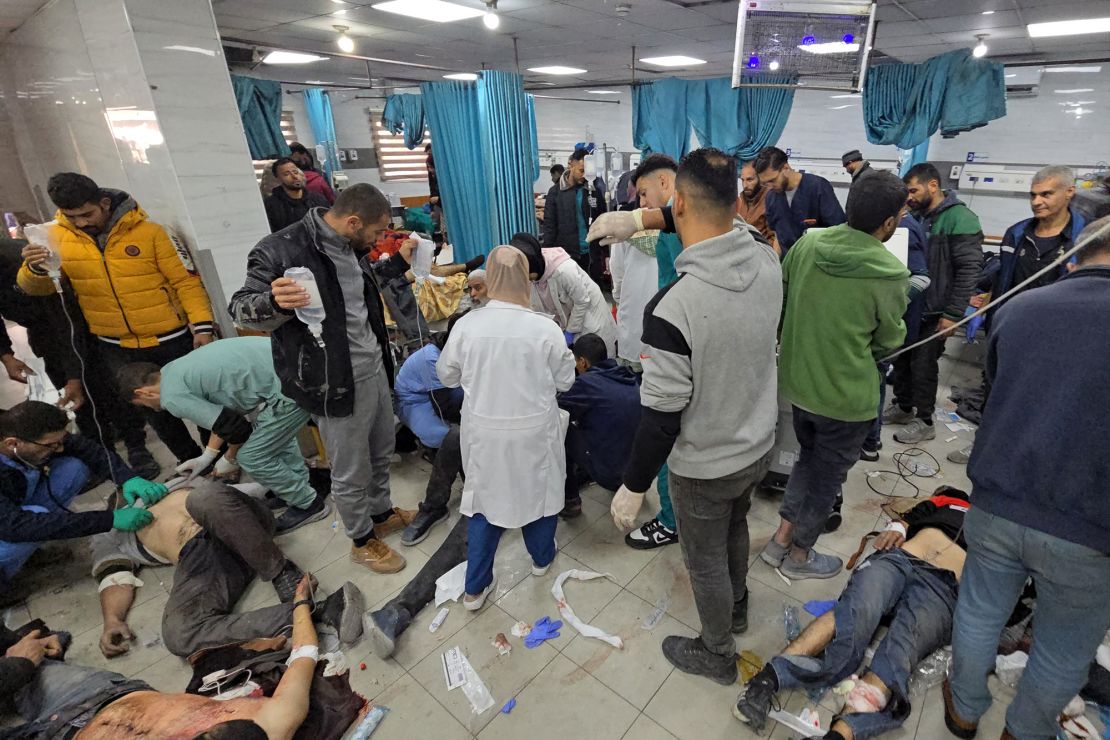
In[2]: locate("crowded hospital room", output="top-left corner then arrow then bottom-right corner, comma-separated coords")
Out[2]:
0,0 -> 1108,737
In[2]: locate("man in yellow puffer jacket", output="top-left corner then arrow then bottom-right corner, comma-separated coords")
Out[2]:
19,173 -> 214,464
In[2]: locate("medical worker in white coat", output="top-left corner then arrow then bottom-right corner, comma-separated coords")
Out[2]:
608,231 -> 659,371
436,245 -> 576,609
509,233 -> 618,357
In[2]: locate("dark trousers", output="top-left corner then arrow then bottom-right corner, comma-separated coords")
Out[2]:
44,345 -> 146,451
891,315 -> 944,421
161,485 -> 292,656
98,332 -> 204,461
779,407 -> 873,551
770,548 -> 957,740
670,454 -> 770,656
588,241 -> 610,291
564,424 -> 620,503
370,517 -> 468,642
864,362 -> 891,450
422,424 -> 461,516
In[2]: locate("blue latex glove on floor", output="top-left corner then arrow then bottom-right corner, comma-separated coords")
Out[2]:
524,616 -> 563,648
804,599 -> 836,618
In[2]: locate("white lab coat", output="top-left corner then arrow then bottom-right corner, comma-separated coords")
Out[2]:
436,300 -> 576,529
608,240 -> 659,364
529,259 -> 618,357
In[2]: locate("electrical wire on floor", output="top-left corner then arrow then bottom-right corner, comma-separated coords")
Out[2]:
864,446 -> 941,499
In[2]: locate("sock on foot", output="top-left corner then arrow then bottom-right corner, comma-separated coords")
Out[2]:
371,510 -> 394,524
352,532 -> 379,548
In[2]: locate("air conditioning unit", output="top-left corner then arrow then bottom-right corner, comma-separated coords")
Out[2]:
1003,65 -> 1042,99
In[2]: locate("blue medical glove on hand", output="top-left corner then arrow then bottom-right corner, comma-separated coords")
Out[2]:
122,477 -> 168,507
524,616 -> 563,648
112,507 -> 154,532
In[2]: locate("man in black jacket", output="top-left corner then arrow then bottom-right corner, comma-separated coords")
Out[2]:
543,149 -> 608,288
0,237 -> 157,478
264,158 -> 330,233
229,184 -> 417,576
0,401 -> 160,595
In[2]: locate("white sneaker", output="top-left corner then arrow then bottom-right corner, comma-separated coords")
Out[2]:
463,575 -> 496,611
532,562 -> 550,577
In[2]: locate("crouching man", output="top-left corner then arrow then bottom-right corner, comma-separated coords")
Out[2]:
735,487 -> 970,739
90,478 -> 363,658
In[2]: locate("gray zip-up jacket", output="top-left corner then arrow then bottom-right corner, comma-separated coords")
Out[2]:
623,223 -> 782,490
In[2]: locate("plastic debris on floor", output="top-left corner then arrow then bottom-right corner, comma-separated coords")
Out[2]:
434,562 -> 467,606
769,706 -> 823,737
738,650 -> 764,683
429,607 -> 450,633
552,570 -> 623,649
501,697 -> 517,714
492,632 -> 512,656
348,705 -> 389,739
641,595 -> 670,630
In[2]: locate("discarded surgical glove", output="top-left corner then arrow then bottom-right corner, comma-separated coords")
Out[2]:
586,210 -> 641,246
524,616 -> 562,648
611,485 -> 645,531
121,477 -> 168,507
213,456 -> 240,477
112,507 -> 154,532
174,447 -> 221,480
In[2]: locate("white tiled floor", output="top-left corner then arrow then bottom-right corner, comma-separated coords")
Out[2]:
3,341 -> 1097,738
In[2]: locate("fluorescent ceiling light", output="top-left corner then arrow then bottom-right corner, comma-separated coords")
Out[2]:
830,93 -> 861,98
1055,88 -> 1094,93
528,65 -> 587,75
443,72 -> 478,80
797,41 -> 860,54
586,89 -> 621,94
164,45 -> 217,56
1043,65 -> 1102,73
981,10 -> 994,14
1028,17 -> 1110,38
262,51 -> 328,64
828,104 -> 855,110
639,55 -> 707,67
371,0 -> 485,22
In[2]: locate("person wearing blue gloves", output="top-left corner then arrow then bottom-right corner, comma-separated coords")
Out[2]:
0,401 -> 160,597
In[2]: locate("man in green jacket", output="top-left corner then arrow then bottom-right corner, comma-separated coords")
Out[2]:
761,171 -> 910,580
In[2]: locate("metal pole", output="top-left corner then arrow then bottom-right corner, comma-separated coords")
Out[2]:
631,45 -> 636,83
513,36 -> 520,75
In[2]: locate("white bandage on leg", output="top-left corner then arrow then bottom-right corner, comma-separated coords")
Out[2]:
98,571 -> 144,593
844,677 -> 888,713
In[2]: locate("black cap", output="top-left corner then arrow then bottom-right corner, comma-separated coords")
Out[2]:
842,149 -> 863,166
508,232 -> 545,278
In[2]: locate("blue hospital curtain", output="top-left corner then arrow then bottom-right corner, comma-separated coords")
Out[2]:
526,93 -> 540,183
303,88 -> 341,181
477,71 -> 537,245
230,75 -> 289,159
421,80 -> 490,263
632,78 -> 691,159
686,74 -> 797,160
381,93 -> 426,149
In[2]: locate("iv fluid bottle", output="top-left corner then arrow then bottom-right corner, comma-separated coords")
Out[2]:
283,267 -> 326,335
41,249 -> 62,278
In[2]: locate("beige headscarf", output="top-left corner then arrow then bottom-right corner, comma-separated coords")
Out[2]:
484,245 -> 532,308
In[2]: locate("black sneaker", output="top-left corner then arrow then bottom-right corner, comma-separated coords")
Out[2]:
860,443 -> 881,462
400,508 -> 448,546
275,494 -> 329,534
824,494 -> 844,533
263,491 -> 287,511
126,446 -> 160,480
732,666 -> 780,732
625,518 -> 678,550
661,635 -> 737,685
731,589 -> 749,634
271,560 -> 306,603
315,581 -> 365,644
559,498 -> 582,519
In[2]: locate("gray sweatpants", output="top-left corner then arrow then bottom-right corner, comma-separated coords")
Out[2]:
314,372 -> 396,540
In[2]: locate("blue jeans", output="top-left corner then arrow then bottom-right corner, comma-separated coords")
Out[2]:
951,507 -> 1110,739
10,660 -> 149,738
465,513 -> 557,594
770,548 -> 958,740
0,456 -> 90,582
779,407 -> 872,550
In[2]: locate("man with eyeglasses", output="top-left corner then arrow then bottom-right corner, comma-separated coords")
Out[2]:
0,401 -> 160,597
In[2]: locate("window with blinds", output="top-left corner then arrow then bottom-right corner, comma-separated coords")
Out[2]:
372,117 -> 430,182
252,110 -> 300,184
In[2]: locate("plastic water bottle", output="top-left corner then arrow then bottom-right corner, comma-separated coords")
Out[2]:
283,267 -> 325,337
783,603 -> 801,641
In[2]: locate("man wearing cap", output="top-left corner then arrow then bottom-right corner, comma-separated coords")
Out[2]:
843,150 -> 873,184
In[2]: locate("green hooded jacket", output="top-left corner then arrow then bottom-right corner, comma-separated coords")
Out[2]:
779,224 -> 910,422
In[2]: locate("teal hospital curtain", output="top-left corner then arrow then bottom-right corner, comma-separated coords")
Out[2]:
526,93 -> 540,182
633,78 -> 691,159
477,71 -> 537,246
381,93 -> 426,149
303,88 -> 341,181
687,74 -> 797,160
421,80 -> 490,263
230,75 -> 289,159
865,48 -> 1005,151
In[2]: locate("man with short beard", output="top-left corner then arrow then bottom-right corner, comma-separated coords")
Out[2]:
737,160 -> 777,251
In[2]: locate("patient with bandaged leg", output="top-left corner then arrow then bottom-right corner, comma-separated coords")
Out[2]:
734,487 -> 970,739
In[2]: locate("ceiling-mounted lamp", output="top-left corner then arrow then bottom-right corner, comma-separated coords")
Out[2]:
483,0 -> 500,29
973,33 -> 989,58
334,25 -> 355,53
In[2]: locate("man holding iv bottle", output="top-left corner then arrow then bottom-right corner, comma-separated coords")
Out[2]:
230,184 -> 419,574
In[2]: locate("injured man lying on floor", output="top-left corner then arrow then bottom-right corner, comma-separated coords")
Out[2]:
90,478 -> 364,658
734,486 -> 970,740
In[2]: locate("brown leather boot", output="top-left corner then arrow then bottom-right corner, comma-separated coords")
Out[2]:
942,678 -> 978,739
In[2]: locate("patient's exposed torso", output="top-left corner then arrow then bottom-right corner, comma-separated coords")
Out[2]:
74,691 -> 264,739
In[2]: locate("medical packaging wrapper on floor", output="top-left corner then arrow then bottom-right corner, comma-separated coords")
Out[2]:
552,570 -> 623,649
435,562 -> 467,606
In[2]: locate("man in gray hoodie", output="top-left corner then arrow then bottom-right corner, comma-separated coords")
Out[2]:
613,148 -> 782,685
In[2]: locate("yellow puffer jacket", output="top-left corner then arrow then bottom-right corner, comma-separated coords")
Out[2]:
18,194 -> 214,348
